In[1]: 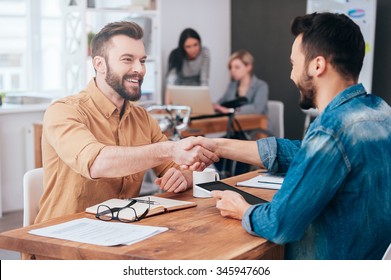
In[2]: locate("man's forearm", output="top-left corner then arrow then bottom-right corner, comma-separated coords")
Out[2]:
90,141 -> 173,178
215,138 -> 265,168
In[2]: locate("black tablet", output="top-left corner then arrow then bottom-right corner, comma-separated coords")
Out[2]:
196,181 -> 269,205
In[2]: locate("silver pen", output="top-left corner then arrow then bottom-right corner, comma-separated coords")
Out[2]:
257,181 -> 282,185
127,198 -> 160,205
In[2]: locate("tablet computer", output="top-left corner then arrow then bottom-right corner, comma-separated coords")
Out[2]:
196,181 -> 268,205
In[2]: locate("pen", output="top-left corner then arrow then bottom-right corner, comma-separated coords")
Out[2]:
257,181 -> 282,185
258,171 -> 285,176
126,198 -> 160,205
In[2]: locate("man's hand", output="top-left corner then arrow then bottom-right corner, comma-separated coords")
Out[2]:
154,168 -> 188,193
172,136 -> 219,171
211,190 -> 251,220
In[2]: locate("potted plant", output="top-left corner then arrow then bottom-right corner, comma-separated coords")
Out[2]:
0,92 -> 6,106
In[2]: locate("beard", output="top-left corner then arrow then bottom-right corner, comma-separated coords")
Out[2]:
105,63 -> 143,102
296,69 -> 316,110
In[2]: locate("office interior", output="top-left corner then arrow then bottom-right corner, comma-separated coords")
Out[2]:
0,0 -> 390,259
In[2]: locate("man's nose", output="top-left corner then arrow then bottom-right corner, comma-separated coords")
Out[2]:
132,61 -> 144,73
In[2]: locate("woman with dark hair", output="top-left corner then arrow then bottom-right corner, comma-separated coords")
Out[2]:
165,28 -> 210,104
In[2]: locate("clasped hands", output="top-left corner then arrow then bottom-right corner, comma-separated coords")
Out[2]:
164,136 -> 251,220
171,136 -> 219,171
154,136 -> 218,194
172,136 -> 251,220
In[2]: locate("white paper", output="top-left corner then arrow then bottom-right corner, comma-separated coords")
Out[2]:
28,218 -> 168,246
236,174 -> 284,190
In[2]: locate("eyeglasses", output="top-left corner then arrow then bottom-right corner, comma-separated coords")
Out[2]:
96,197 -> 151,223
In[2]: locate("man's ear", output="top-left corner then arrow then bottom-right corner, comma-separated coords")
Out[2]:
93,56 -> 106,74
309,56 -> 327,76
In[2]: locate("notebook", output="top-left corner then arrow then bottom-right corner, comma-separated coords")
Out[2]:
195,181 -> 268,205
168,85 -> 215,116
86,195 -> 196,222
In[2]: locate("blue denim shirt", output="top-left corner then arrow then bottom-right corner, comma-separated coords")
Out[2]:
242,84 -> 391,259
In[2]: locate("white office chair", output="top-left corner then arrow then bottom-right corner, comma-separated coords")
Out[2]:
301,108 -> 319,137
382,243 -> 391,260
267,100 -> 284,138
23,168 -> 44,227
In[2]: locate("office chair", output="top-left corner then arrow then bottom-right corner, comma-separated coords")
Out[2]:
382,243 -> 391,260
219,101 -> 285,178
267,100 -> 284,138
147,105 -> 191,140
23,168 -> 44,226
301,108 -> 319,137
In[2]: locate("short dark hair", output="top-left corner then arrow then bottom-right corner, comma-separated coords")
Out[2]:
91,21 -> 144,59
291,12 -> 365,81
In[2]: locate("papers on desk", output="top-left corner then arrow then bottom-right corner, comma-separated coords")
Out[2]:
237,174 -> 284,190
28,218 -> 168,246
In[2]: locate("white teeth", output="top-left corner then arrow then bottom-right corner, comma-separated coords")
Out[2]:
126,78 -> 138,83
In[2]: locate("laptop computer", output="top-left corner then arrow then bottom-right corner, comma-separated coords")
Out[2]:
168,85 -> 216,116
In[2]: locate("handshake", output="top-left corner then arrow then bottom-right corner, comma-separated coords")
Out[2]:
170,136 -> 220,171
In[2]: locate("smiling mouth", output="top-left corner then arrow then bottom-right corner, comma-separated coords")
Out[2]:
125,78 -> 139,84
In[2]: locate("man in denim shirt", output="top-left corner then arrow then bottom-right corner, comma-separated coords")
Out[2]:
193,13 -> 391,259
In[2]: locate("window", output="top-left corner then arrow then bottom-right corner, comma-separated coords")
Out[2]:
0,0 -> 63,94
0,0 -> 28,92
40,0 -> 63,92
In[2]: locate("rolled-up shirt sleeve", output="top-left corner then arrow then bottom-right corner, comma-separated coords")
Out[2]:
241,204 -> 259,235
257,137 -> 301,174
44,102 -> 105,179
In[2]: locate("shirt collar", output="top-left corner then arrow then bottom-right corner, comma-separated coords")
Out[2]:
323,83 -> 367,113
87,78 -> 134,119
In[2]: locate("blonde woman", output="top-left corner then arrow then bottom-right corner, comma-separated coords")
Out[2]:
214,50 -> 269,115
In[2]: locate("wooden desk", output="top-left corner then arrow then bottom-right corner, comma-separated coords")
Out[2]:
0,171 -> 283,260
182,114 -> 267,137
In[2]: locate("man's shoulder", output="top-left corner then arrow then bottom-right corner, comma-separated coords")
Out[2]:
45,91 -> 91,119
315,97 -> 391,139
52,91 -> 90,106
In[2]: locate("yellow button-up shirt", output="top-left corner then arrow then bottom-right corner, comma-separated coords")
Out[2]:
35,79 -> 175,223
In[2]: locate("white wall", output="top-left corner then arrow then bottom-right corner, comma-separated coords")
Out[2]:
0,105 -> 47,214
160,0 -> 231,102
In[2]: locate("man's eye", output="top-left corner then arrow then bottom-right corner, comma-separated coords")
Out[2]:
140,60 -> 146,64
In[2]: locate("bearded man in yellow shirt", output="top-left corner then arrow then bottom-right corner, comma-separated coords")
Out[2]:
35,21 -> 218,223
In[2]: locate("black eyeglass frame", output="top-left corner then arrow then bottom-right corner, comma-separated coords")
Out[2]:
95,198 -> 150,223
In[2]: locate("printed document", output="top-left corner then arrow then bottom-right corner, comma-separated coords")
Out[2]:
29,218 -> 168,246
